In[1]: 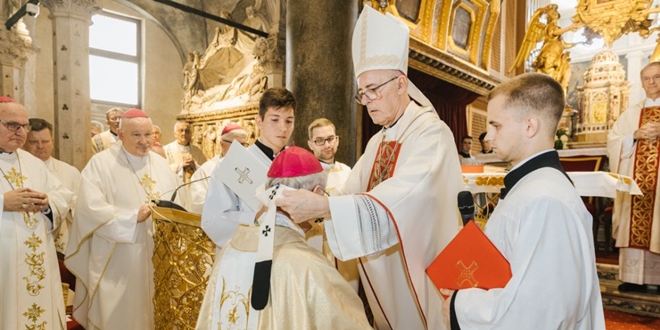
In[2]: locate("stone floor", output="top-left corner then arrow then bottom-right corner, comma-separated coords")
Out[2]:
598,263 -> 660,318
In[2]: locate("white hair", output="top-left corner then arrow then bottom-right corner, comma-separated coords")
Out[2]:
221,129 -> 247,141
265,171 -> 327,192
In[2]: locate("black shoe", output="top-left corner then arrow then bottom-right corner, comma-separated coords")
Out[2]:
618,282 -> 646,293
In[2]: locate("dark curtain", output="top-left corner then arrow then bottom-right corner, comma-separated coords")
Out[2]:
361,68 -> 480,152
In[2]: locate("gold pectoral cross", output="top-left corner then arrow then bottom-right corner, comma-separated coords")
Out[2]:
4,167 -> 27,188
139,174 -> 160,202
3,167 -> 37,227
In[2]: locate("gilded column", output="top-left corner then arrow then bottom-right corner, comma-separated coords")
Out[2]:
41,0 -> 99,169
286,2 -> 358,165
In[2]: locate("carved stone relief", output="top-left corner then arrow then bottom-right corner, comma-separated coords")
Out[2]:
0,29 -> 31,66
41,0 -> 101,17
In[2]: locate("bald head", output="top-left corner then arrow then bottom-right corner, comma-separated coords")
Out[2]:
0,101 -> 30,153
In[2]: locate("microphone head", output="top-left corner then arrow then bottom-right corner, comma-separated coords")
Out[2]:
457,191 -> 475,216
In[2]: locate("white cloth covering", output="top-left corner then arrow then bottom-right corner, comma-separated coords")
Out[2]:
325,102 -> 463,330
201,144 -> 272,252
64,143 -> 181,330
186,154 -> 222,214
608,98 -> 660,284
453,166 -> 605,329
44,157 -> 81,253
0,150 -> 71,330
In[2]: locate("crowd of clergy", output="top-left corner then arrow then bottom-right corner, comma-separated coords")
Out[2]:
6,4 -> 647,330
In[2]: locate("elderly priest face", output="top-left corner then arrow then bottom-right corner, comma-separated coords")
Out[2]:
119,108 -> 153,157
0,101 -> 30,153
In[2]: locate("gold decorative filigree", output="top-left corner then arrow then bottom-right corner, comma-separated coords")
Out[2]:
24,233 -> 43,252
608,173 -> 631,184
455,260 -> 479,288
152,216 -> 216,329
4,166 -> 27,188
138,174 -> 160,202
219,277 -> 251,328
368,141 -> 401,191
573,0 -> 657,47
23,252 -> 45,296
629,106 -> 660,249
474,175 -> 504,187
23,302 -> 46,330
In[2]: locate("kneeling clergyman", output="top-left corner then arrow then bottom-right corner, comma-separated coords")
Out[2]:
196,146 -> 371,330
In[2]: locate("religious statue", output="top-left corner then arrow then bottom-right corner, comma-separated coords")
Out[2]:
202,125 -> 217,159
243,6 -> 268,38
182,51 -> 201,110
509,4 -> 582,95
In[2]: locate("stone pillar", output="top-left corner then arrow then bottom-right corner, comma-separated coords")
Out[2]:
286,2 -> 358,165
41,0 -> 99,169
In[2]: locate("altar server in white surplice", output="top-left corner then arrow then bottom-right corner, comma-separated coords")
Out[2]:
24,118 -> 81,254
187,123 -> 247,214
196,146 -> 371,330
65,109 -> 182,330
442,73 -> 604,330
0,97 -> 72,330
275,6 -> 463,330
307,118 -> 351,194
202,88 -> 295,249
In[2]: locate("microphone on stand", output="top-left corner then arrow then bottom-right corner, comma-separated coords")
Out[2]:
457,191 -> 475,226
152,176 -> 210,212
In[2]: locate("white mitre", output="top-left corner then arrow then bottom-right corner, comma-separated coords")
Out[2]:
351,5 -> 432,107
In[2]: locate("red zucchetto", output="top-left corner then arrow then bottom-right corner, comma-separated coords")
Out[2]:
121,108 -> 148,118
0,96 -> 16,103
267,146 -> 322,178
221,123 -> 243,135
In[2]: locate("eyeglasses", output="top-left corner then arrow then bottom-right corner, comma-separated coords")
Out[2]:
0,120 -> 31,132
312,135 -> 337,146
222,139 -> 250,147
355,76 -> 399,105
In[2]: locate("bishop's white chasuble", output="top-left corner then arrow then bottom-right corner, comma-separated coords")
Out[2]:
609,100 -> 660,284
0,150 -> 71,330
325,102 -> 464,330
65,144 -> 181,330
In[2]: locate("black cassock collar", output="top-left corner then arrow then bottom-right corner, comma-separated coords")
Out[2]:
500,150 -> 572,200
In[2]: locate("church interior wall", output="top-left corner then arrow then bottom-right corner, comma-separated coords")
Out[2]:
33,8 -> 54,125
32,0 -> 186,145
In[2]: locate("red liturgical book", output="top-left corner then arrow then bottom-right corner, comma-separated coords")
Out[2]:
426,221 -> 512,291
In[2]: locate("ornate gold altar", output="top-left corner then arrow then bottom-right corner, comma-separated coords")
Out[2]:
152,207 -> 216,330
575,50 -> 630,144
510,0 -> 660,148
